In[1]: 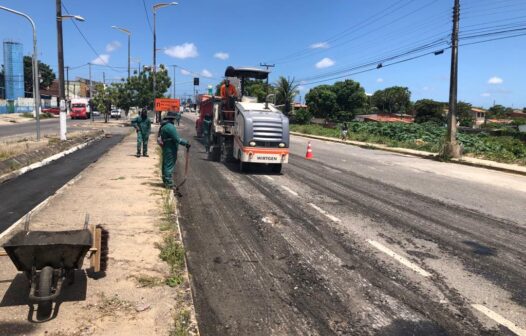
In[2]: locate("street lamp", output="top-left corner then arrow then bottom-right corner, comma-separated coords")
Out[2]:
153,1 -> 178,123
0,5 -> 42,141
56,0 -> 84,140
111,25 -> 131,80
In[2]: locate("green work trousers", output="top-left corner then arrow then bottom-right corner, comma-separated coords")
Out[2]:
137,132 -> 149,155
162,146 -> 178,187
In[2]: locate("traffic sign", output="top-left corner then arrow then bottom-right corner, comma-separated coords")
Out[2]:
155,98 -> 180,112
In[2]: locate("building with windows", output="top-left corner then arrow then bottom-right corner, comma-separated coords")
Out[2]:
2,41 -> 24,100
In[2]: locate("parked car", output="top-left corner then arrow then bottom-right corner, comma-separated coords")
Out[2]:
92,110 -> 101,117
42,107 -> 60,116
110,109 -> 121,119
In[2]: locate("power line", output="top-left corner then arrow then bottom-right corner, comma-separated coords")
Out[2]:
141,0 -> 153,33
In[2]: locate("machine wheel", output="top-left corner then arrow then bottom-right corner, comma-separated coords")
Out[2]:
37,266 -> 54,319
270,164 -> 282,174
209,146 -> 221,162
220,139 -> 229,163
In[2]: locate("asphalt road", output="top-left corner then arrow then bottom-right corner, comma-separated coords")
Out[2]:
176,115 -> 526,336
0,134 -> 125,234
0,118 -> 96,139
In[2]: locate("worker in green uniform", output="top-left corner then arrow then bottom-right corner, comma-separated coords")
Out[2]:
132,108 -> 152,157
175,111 -> 182,126
159,112 -> 190,188
203,115 -> 212,153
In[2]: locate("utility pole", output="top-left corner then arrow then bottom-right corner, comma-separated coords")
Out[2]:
56,0 -> 67,140
65,66 -> 69,101
89,62 -> 94,121
445,0 -> 461,158
260,63 -> 275,109
171,65 -> 176,98
103,72 -> 106,86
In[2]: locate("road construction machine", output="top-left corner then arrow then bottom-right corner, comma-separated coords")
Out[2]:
201,66 -> 289,173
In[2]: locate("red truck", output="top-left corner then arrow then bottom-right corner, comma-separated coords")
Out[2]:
70,98 -> 91,119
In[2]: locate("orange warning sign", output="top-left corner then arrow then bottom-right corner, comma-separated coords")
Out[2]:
154,98 -> 180,112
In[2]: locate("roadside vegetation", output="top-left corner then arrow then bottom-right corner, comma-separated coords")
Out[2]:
291,122 -> 526,165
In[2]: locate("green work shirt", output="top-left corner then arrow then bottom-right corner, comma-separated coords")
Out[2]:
132,116 -> 151,135
203,119 -> 212,135
160,122 -> 188,150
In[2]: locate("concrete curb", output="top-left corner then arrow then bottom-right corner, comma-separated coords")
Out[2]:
290,131 -> 526,176
167,190 -> 200,336
0,134 -> 105,184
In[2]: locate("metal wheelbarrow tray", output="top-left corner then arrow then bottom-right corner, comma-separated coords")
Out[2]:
2,229 -> 92,318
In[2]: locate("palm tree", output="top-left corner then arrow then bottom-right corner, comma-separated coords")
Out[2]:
275,76 -> 299,116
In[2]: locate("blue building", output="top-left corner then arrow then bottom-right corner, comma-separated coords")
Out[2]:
3,41 -> 25,101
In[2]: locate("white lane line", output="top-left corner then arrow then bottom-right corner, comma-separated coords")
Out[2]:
308,203 -> 341,223
281,186 -> 299,197
367,240 -> 432,277
472,304 -> 526,336
264,175 -> 274,181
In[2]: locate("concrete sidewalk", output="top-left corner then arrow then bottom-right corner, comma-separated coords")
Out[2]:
0,133 -> 197,335
291,131 -> 526,176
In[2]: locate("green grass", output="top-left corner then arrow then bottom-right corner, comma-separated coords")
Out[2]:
133,274 -> 164,288
291,123 -> 526,165
170,309 -> 191,336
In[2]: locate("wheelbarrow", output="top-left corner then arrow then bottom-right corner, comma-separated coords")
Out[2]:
0,216 -> 107,319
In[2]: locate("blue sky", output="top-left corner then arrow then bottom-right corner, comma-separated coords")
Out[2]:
1,0 -> 525,108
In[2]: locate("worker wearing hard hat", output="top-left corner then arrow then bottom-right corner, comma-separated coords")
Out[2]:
220,79 -> 237,110
159,111 -> 190,188
131,108 -> 152,157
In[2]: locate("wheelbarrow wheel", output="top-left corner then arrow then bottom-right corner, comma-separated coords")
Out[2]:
37,266 -> 53,319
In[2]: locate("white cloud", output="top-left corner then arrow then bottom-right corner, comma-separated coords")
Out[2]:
310,42 -> 329,49
201,69 -> 213,78
315,57 -> 335,69
297,85 -> 305,92
422,86 -> 430,91
91,54 -> 110,65
366,92 -> 373,97
488,76 -> 503,85
105,41 -> 121,53
214,52 -> 229,60
481,92 -> 491,97
376,78 -> 384,83
164,43 -> 199,59
180,69 -> 191,76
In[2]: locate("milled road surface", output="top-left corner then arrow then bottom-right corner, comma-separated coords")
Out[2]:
176,115 -> 526,336
0,134 -> 125,234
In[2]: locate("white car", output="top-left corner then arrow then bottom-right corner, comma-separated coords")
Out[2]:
110,109 -> 121,119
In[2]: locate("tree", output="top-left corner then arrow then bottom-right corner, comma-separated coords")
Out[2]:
127,64 -> 171,109
92,83 -> 111,122
305,85 -> 337,121
23,56 -> 56,97
414,99 -> 446,124
457,101 -> 474,127
244,79 -> 274,103
371,86 -> 411,114
291,108 -> 312,124
275,76 -> 299,116
332,79 -> 367,117
488,104 -> 507,118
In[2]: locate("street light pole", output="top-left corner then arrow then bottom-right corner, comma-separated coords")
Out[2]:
152,2 -> 178,123
445,0 -> 462,158
0,5 -> 41,141
111,26 -> 131,80
171,65 -> 176,98
56,1 -> 85,140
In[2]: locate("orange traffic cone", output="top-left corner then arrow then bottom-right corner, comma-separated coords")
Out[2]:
305,141 -> 313,159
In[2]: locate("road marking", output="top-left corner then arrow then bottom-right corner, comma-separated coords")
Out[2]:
264,175 -> 274,181
367,240 -> 432,277
472,304 -> 526,336
308,203 -> 341,223
281,186 -> 299,197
